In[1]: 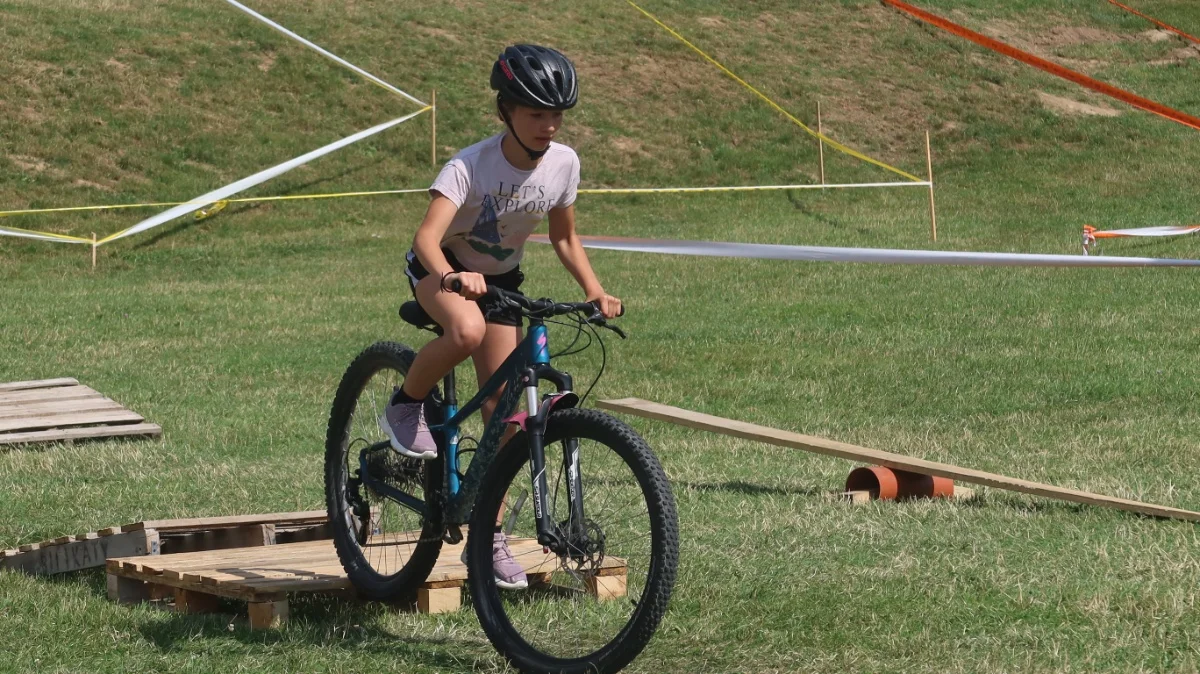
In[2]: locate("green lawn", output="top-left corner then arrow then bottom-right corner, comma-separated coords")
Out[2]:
4,0 -> 1200,672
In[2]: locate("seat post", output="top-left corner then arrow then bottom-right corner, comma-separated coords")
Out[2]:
443,368 -> 457,408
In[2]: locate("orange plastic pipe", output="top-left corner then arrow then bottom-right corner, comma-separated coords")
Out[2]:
846,466 -> 900,500
846,466 -> 954,500
881,0 -> 1200,133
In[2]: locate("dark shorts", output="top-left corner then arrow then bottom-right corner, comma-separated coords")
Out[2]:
404,249 -> 525,327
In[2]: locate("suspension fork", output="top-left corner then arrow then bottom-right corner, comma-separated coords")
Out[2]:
562,436 -> 586,537
521,367 -> 560,549
519,366 -> 586,552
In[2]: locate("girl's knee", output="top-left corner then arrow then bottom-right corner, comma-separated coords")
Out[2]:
448,319 -> 486,353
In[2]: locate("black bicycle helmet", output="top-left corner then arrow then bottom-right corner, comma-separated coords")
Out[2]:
491,45 -> 578,161
491,44 -> 578,110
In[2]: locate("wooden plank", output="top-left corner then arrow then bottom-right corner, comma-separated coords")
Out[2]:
0,385 -> 102,405
2,530 -> 159,575
0,423 -> 161,446
128,540 -> 336,573
160,523 -> 276,555
599,398 -> 1200,524
106,560 -> 281,602
122,510 -> 326,533
0,378 -> 78,392
0,409 -> 144,433
0,398 -> 123,420
235,576 -> 351,594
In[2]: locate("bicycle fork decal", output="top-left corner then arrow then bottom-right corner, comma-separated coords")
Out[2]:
531,465 -> 545,520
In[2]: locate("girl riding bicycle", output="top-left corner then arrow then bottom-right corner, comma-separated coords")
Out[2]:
380,45 -> 622,590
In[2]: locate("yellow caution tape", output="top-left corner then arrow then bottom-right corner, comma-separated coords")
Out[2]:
2,180 -> 935,244
193,200 -> 229,221
625,0 -> 924,183
0,189 -> 430,222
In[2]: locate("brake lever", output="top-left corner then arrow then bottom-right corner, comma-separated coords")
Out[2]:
582,306 -> 628,339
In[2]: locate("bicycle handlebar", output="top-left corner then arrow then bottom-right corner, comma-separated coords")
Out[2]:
448,278 -> 626,321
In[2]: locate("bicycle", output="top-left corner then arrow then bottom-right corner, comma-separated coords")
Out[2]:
324,284 -> 679,674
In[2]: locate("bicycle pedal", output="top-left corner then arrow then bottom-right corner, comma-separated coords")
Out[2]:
442,525 -> 463,545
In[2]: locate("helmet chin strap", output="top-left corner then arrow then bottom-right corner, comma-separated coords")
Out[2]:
499,102 -> 548,161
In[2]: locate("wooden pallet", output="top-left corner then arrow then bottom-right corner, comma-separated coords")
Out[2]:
0,378 -> 162,446
0,511 -> 330,575
106,536 -> 628,629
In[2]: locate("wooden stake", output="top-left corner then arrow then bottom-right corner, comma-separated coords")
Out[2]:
91,233 -> 97,269
817,100 -> 826,187
431,89 -> 437,168
925,130 -> 937,242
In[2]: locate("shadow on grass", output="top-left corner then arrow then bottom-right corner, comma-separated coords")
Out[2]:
784,190 -> 848,230
132,594 -> 490,670
20,569 -> 491,670
673,479 -> 825,497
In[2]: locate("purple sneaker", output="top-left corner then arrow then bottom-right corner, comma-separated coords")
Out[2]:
462,532 -> 529,590
379,397 -> 437,460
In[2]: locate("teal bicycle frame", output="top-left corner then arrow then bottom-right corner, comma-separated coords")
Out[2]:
365,318 -> 583,550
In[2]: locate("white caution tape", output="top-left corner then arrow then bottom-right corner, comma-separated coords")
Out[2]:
0,227 -> 89,244
221,0 -> 427,107
100,109 -> 426,244
1093,225 -> 1200,238
529,234 -> 1200,268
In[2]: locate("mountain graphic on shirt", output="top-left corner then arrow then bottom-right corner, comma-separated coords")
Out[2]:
467,195 -> 515,261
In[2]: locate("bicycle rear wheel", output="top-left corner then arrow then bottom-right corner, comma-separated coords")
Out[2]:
467,408 -> 679,674
325,341 -> 444,600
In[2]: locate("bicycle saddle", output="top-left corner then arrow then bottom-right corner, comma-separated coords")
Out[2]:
399,301 -> 439,332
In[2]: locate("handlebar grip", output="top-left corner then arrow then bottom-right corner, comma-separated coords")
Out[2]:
449,277 -> 502,302
592,300 -> 626,318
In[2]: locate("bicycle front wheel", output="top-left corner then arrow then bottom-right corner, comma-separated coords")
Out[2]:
468,408 -> 679,674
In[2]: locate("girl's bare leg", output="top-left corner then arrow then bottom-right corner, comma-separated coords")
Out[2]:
402,275 -> 487,398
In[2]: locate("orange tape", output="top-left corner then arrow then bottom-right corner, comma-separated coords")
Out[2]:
1107,0 -> 1200,45
881,0 -> 1200,132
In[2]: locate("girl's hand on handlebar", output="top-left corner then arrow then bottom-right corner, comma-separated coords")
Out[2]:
588,293 -> 624,319
445,271 -> 487,300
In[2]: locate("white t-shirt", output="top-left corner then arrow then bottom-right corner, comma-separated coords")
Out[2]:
429,133 -> 579,274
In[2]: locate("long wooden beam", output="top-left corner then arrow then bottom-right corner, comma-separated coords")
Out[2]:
597,398 -> 1200,523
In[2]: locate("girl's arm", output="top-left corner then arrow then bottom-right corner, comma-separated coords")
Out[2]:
412,193 -> 486,298
547,204 -> 622,318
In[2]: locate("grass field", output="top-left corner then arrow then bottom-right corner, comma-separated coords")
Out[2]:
4,0 -> 1200,671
